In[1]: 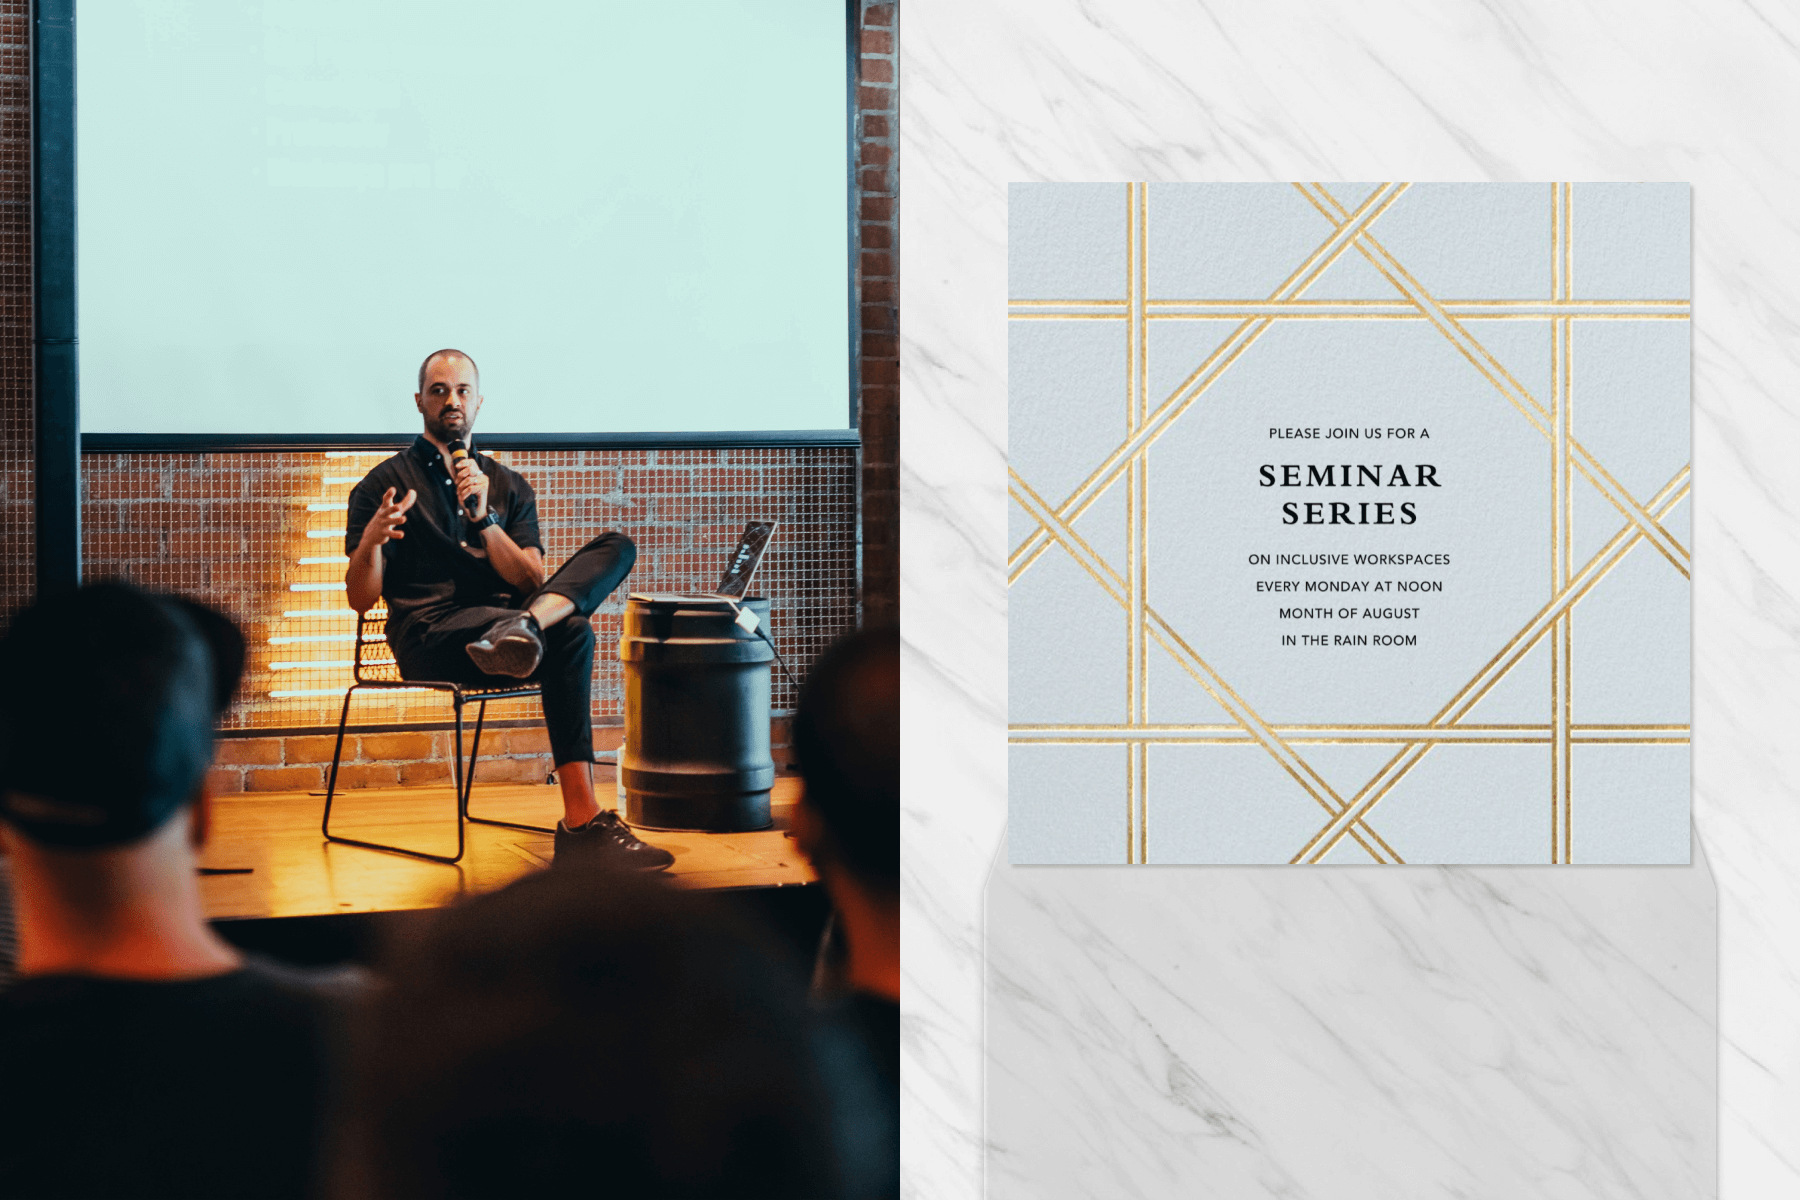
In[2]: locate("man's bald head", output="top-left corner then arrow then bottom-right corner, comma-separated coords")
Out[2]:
418,348 -> 479,393
414,350 -> 483,443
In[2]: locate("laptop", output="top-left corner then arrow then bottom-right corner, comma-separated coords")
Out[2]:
630,520 -> 777,604
712,520 -> 777,599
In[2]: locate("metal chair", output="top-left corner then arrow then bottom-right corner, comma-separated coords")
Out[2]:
322,605 -> 553,864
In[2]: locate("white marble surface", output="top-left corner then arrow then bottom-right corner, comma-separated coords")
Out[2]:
985,852 -> 1715,1198
900,1 -> 1800,1196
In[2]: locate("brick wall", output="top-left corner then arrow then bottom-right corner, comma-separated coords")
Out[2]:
0,4 -> 30,622
211,727 -> 593,796
858,1 -> 899,630
82,447 -> 857,734
208,718 -> 801,796
84,443 -> 839,793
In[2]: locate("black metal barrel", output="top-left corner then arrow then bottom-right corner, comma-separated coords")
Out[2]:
618,595 -> 775,832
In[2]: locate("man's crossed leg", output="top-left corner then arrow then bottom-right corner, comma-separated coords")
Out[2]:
395,531 -> 672,870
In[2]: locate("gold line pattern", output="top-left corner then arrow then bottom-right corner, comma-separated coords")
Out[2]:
1013,303 -> 1688,321
1008,182 -> 1689,865
1551,183 -> 1560,861
1297,183 -> 1690,578
1289,472 -> 1689,863
1135,182 -> 1150,864
1013,737 -> 1691,746
1007,182 -> 1411,585
1008,467 -> 1399,863
1125,184 -> 1137,862
1559,184 -> 1575,861
1550,183 -> 1571,862
1012,723 -> 1691,731
1011,298 -> 1691,307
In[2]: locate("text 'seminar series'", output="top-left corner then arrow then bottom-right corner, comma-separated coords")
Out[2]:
1253,428 -> 1441,647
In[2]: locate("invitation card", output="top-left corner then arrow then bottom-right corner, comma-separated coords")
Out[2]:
1008,183 -> 1690,864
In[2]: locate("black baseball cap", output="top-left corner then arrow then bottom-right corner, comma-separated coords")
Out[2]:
0,582 -> 243,849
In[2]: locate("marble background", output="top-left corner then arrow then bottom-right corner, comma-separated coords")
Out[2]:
900,0 -> 1800,1195
987,851 -> 1715,1198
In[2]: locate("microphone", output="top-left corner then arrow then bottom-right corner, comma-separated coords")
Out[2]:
446,439 -> 481,517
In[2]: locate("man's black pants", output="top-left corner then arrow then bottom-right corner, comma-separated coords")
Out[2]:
394,532 -> 635,768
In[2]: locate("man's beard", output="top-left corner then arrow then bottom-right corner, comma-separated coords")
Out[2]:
426,410 -> 469,443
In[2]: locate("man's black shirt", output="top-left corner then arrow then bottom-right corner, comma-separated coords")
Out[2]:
345,437 -> 542,653
0,957 -> 359,1200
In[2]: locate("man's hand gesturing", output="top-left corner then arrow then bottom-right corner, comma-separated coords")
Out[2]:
364,486 -> 417,550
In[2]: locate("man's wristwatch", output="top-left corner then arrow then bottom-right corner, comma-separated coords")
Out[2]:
470,509 -> 501,534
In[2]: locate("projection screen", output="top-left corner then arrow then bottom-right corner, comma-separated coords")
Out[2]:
76,0 -> 852,440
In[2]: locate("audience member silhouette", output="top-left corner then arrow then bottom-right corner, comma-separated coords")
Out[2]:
0,594 -> 903,1198
0,583 -> 356,1200
336,869 -> 895,1198
792,627 -> 900,1080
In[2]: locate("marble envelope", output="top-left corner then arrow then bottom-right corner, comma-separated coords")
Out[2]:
984,849 -> 1717,1198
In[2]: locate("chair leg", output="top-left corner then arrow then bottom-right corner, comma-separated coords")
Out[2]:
464,698 -> 557,835
320,686 -> 357,838
457,697 -> 482,818
321,685 -> 466,865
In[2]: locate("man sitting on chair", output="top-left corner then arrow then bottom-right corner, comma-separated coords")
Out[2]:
344,348 -> 671,870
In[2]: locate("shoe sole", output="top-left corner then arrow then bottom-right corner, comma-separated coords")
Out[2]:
465,636 -> 543,678
551,850 -> 674,872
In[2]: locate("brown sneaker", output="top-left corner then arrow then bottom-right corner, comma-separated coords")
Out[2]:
553,810 -> 674,871
465,611 -> 544,678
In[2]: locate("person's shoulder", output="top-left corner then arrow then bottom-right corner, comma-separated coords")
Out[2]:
236,956 -> 370,1009
0,974 -> 90,1023
1,960 -> 366,1012
0,973 -> 199,1042
0,971 -> 139,1009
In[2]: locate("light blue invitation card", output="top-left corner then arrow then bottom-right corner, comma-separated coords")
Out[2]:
1008,183 -> 1690,864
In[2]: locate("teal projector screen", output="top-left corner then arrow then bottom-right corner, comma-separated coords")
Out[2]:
77,1 -> 851,437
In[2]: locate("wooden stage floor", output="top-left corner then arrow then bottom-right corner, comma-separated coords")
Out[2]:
200,775 -> 815,922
